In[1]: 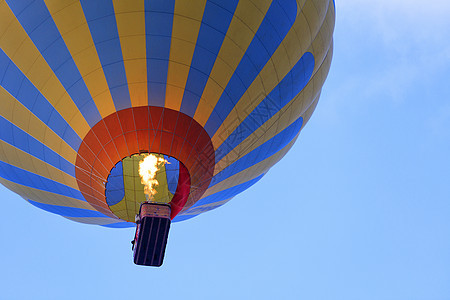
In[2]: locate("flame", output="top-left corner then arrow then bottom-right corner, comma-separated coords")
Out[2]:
138,154 -> 167,201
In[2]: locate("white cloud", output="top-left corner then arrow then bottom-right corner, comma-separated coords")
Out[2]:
315,0 -> 450,127
337,0 -> 450,46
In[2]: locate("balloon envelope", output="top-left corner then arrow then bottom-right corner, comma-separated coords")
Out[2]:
0,0 -> 335,227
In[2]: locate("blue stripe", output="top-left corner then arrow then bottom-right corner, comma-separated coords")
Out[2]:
173,214 -> 198,222
0,116 -> 76,177
164,155 -> 179,194
215,52 -> 315,163
105,161 -> 124,206
145,0 -> 175,107
0,50 -> 82,151
28,200 -> 108,218
0,161 -> 84,200
211,116 -> 303,186
0,49 -> 9,78
203,0 -> 298,136
80,0 -> 132,110
192,173 -> 264,208
179,0 -> 239,117
102,222 -> 135,228
5,0 -> 102,127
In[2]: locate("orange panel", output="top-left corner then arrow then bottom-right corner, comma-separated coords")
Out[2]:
162,109 -> 177,132
103,141 -> 121,167
174,114 -> 192,138
118,109 -> 136,133
160,131 -> 174,154
77,142 -> 96,169
124,131 -> 139,154
134,107 -> 150,130
170,136 -> 184,159
95,148 -> 114,178
93,120 -> 113,145
75,107 -> 214,217
136,130 -> 150,153
84,131 -> 103,157
105,113 -> 123,139
113,135 -> 129,160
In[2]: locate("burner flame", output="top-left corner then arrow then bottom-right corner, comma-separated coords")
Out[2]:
138,154 -> 167,201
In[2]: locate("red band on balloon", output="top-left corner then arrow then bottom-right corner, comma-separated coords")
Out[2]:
75,106 -> 215,220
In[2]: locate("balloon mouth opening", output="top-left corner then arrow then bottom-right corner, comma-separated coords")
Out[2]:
74,106 -> 214,222
105,152 -> 190,222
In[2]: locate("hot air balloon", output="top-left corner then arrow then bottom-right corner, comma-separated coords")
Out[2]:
0,0 -> 335,266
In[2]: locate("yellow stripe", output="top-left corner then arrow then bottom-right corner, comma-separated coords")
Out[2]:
123,154 -> 146,219
63,216 -> 121,225
154,164 -> 172,203
193,0 -> 272,126
0,86 -> 78,165
113,0 -> 148,107
0,139 -> 78,189
181,199 -> 230,216
304,0 -> 335,73
44,0 -> 116,118
211,0 -> 333,151
213,47 -> 332,175
301,90 -> 320,129
0,1 -> 91,139
165,0 -> 207,111
108,196 -> 128,221
296,0 -> 308,12
0,177 -> 96,211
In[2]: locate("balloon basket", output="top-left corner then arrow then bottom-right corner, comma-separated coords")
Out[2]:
132,203 -> 171,267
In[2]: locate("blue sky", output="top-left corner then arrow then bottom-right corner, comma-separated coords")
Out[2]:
2,1 -> 450,299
